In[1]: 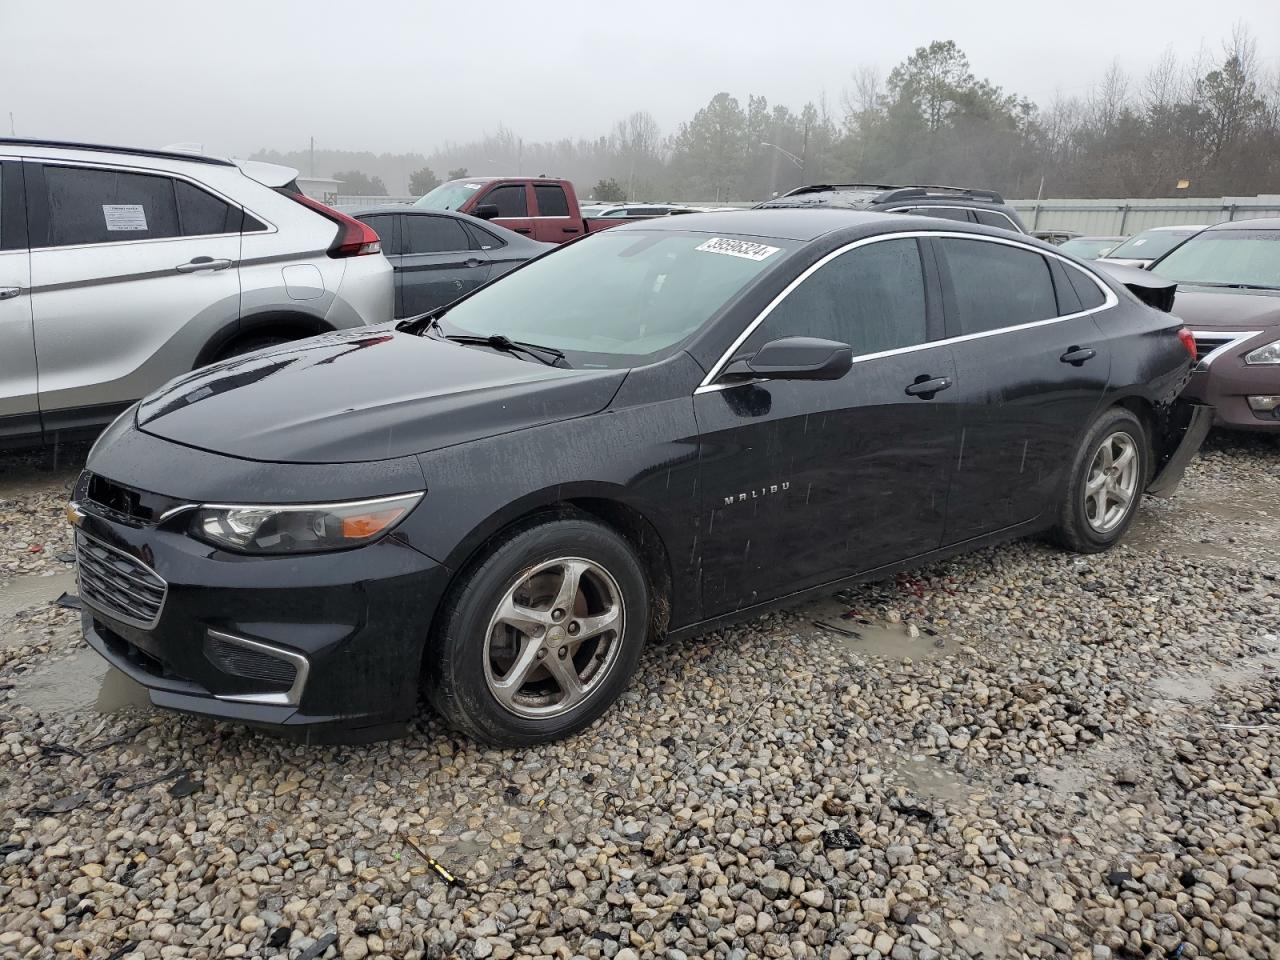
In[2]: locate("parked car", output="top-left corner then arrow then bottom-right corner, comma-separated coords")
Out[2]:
71,210 -> 1205,745
758,183 -> 1028,233
1058,236 -> 1126,260
579,203 -> 704,218
0,138 -> 392,448
350,206 -> 551,318
1097,225 -> 1207,268
1031,229 -> 1080,245
1147,218 -> 1280,433
414,176 -> 661,243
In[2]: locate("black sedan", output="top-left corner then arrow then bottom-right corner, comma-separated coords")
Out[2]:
349,205 -> 551,318
71,211 -> 1206,745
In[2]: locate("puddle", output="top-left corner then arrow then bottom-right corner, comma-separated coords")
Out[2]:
802,597 -> 952,660
10,646 -> 151,715
1150,640 -> 1280,704
0,571 -> 78,622
890,755 -> 979,804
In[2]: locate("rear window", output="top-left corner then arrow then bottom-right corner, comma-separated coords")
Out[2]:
940,238 -> 1057,334
534,184 -> 570,218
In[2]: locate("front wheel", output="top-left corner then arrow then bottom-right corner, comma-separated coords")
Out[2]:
424,516 -> 650,745
1051,407 -> 1150,553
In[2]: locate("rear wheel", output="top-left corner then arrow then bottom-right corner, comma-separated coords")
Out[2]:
213,334 -> 292,361
1051,407 -> 1149,553
424,516 -> 650,745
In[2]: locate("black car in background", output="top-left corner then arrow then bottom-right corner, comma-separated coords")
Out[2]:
349,205 -> 550,318
759,183 -> 1028,233
71,211 -> 1204,746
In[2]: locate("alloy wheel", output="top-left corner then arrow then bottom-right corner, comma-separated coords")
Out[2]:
1084,431 -> 1140,533
483,557 -> 626,719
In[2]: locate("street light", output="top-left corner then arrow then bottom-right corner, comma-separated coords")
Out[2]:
761,141 -> 804,170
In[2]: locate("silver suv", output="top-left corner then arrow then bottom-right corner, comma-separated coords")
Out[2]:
0,139 -> 393,447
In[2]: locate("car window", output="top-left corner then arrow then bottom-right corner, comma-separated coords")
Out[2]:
1149,229 -> 1280,289
1049,259 -> 1083,314
896,206 -> 973,223
973,209 -> 1017,230
1104,230 -> 1195,261
748,238 -> 928,356
462,222 -> 506,250
174,181 -> 240,236
1063,262 -> 1107,310
482,185 -> 528,218
404,215 -> 471,254
41,165 -> 180,246
940,238 -> 1057,334
533,184 -> 570,218
359,214 -> 399,255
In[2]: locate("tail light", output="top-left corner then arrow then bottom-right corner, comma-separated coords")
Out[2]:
1176,327 -> 1197,360
282,191 -> 381,258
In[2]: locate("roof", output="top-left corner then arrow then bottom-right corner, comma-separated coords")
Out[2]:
768,182 -> 1007,207
0,137 -> 236,167
606,207 -> 1021,243
1201,217 -> 1280,231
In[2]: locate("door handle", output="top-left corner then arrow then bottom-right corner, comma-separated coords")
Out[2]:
464,258 -> 483,268
0,286 -> 21,301
904,375 -> 953,399
562,227 -> 580,234
514,228 -> 532,235
1060,346 -> 1097,366
175,257 -> 232,274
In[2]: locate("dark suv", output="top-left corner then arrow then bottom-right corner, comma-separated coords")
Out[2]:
758,183 -> 1028,233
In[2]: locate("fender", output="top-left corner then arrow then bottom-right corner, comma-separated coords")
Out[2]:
194,309 -> 335,367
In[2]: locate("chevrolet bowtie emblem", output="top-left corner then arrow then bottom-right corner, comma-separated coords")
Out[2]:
65,501 -> 86,527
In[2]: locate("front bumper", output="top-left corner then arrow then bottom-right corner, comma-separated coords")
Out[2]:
1183,346 -> 1280,433
74,500 -> 450,743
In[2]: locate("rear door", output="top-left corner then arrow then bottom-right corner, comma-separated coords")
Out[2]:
397,213 -> 490,317
478,183 -> 534,239
931,235 -> 1112,544
26,160 -> 242,430
531,182 -> 580,243
695,236 -> 959,615
0,159 -> 39,443
357,212 -> 402,313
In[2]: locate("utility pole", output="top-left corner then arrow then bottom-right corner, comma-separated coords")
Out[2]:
309,137 -> 315,177
8,113 -> 14,136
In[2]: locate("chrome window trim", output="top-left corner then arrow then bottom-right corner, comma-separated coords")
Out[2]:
27,155 -> 277,250
695,229 -> 1117,393
1189,330 -> 1263,371
887,205 -> 1021,232
207,629 -> 310,707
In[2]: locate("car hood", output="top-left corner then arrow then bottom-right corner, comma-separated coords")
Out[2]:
1167,287 -> 1280,330
136,327 -> 627,464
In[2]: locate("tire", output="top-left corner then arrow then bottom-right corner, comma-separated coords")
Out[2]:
424,515 -> 651,746
1050,406 -> 1150,553
213,335 -> 292,361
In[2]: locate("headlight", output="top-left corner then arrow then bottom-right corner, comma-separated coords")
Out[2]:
191,493 -> 423,554
1245,339 -> 1280,364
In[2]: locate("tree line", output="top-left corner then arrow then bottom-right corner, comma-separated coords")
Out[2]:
253,28 -> 1279,202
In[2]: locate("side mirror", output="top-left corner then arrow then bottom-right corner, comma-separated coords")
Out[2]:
473,203 -> 500,220
720,336 -> 853,383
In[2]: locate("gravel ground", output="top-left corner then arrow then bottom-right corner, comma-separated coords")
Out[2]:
1,433 -> 1277,960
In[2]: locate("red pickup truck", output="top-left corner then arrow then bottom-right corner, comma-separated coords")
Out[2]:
413,177 -> 637,243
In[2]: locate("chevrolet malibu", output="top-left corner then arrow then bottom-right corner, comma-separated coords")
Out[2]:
70,211 -> 1206,745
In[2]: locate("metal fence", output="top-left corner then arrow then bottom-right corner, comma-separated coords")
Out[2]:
1009,197 -> 1280,234
333,195 -> 417,207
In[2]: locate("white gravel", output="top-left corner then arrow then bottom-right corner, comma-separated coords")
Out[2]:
1,433 -> 1277,959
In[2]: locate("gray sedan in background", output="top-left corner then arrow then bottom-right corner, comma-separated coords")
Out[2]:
351,206 -> 551,318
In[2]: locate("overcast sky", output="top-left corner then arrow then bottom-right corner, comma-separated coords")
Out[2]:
4,0 -> 1278,158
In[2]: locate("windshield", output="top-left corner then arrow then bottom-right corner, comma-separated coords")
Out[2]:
415,180 -> 483,211
437,230 -> 794,368
1104,229 -> 1198,261
1150,229 -> 1280,288
1060,238 -> 1121,259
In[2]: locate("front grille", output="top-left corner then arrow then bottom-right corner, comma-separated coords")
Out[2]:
204,633 -> 297,690
75,531 -> 167,628
1193,333 -> 1235,359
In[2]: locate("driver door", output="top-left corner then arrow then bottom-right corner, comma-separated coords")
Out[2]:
694,237 -> 959,616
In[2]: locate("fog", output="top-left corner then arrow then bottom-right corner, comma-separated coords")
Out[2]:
4,0 -> 1277,159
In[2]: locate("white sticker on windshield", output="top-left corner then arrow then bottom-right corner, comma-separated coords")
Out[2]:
695,237 -> 780,261
102,204 -> 148,231
465,183 -> 482,189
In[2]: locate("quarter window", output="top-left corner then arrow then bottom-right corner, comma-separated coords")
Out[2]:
463,222 -> 506,250
940,238 -> 1057,335
533,184 -> 570,218
42,165 -> 180,246
481,185 -> 528,218
1063,262 -> 1107,310
749,238 -> 928,356
175,181 -> 240,236
359,214 -> 399,255
973,209 -> 1017,231
404,215 -> 470,254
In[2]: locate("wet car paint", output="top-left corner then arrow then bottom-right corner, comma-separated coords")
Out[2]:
74,212 -> 1199,740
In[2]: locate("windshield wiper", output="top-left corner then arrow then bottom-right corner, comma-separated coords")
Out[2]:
1180,281 -> 1280,291
442,333 -> 569,368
